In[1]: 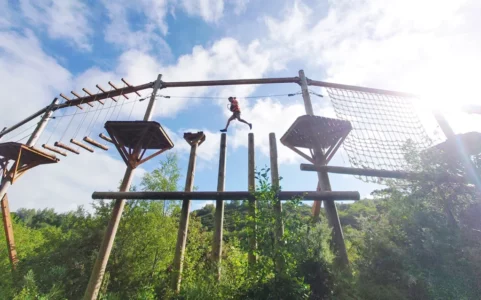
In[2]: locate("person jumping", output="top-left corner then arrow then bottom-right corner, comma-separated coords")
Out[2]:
220,96 -> 252,132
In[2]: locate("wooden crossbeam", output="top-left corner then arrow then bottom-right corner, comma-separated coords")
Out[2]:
70,139 -> 94,153
99,133 -> 113,144
91,191 -> 360,201
55,142 -> 80,154
108,82 -> 129,99
84,136 -> 108,150
71,91 -> 93,107
42,144 -> 67,157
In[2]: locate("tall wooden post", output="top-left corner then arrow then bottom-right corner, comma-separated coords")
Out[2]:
84,74 -> 163,300
299,70 -> 349,267
269,133 -> 284,272
171,133 -> 203,292
247,133 -> 257,266
0,98 -> 59,269
1,194 -> 17,268
213,133 -> 226,280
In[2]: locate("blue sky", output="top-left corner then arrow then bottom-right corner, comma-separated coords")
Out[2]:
1,0 -> 480,212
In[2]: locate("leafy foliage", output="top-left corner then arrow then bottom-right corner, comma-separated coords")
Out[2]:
0,148 -> 480,299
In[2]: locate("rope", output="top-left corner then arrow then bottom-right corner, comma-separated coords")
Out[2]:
128,92 -> 141,120
72,91 -> 91,139
59,94 -> 89,141
84,94 -> 103,137
45,99 -> 69,144
5,122 -> 38,143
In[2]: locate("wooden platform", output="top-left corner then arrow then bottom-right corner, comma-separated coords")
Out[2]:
184,131 -> 206,146
105,121 -> 174,168
0,142 -> 59,182
280,115 -> 351,163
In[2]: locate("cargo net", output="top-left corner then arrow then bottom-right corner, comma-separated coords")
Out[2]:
326,87 -> 436,182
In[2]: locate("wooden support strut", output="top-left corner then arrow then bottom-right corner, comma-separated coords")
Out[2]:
83,136 -> 108,151
269,133 -> 285,272
213,133 -> 226,281
298,69 -> 349,268
99,133 -> 113,144
171,133 -> 203,293
1,194 -> 18,268
91,191 -> 361,201
70,139 -> 94,153
42,144 -> 67,157
247,133 -> 257,267
54,141 -> 80,154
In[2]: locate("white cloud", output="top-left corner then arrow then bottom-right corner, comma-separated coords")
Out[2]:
19,0 -> 92,50
228,0 -> 249,15
181,0 -> 224,22
101,0 -> 172,54
0,30 -> 72,127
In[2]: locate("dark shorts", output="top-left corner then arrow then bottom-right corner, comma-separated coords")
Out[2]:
232,111 -> 241,119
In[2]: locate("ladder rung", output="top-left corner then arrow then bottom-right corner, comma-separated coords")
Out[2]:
71,91 -> 93,107
96,85 -> 118,102
108,81 -> 129,99
70,139 -> 94,153
99,133 -> 113,144
60,93 -> 83,110
82,88 -> 104,105
84,136 -> 108,150
42,144 -> 67,157
54,142 -> 80,154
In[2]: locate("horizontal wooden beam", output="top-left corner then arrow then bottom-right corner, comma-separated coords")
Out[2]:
307,79 -> 416,97
300,164 -> 466,183
54,82 -> 154,110
92,190 -> 360,201
160,77 -> 300,88
300,164 -> 415,179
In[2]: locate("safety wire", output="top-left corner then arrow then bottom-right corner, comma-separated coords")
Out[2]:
72,91 -> 92,142
59,96 -> 89,142
115,83 -> 129,120
6,122 -> 38,143
45,99 -> 68,145
128,92 -> 141,120
84,92 -> 103,137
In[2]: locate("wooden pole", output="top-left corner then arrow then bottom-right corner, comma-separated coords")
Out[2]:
171,139 -> 200,292
0,98 -> 58,269
1,194 -> 17,268
247,133 -> 257,266
298,69 -> 349,267
213,133 -> 226,280
83,74 -> 163,300
269,133 -> 284,272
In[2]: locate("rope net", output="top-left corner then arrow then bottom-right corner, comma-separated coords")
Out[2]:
326,87 -> 437,182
